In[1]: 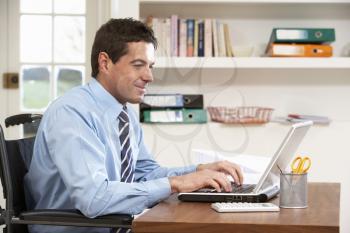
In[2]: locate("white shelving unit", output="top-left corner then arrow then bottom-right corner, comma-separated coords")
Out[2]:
140,0 -> 350,68
154,57 -> 350,69
114,1 -> 350,233
141,0 -> 350,4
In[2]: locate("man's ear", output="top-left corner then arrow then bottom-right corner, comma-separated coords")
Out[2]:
98,52 -> 110,74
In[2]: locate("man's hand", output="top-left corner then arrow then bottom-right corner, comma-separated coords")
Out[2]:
196,160 -> 243,185
169,169 -> 232,193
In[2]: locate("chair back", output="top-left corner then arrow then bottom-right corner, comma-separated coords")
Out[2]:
1,135 -> 35,214
0,114 -> 133,233
0,114 -> 42,233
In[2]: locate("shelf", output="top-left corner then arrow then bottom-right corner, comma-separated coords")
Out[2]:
141,0 -> 350,4
153,57 -> 350,69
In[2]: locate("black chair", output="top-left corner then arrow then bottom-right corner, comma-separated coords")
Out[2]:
0,114 -> 133,233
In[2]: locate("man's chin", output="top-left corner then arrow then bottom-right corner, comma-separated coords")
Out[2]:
128,95 -> 144,104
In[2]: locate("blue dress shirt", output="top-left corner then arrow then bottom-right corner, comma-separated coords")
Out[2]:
24,78 -> 196,233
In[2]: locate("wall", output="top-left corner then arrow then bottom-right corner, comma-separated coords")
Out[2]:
142,67 -> 350,233
132,1 -> 350,231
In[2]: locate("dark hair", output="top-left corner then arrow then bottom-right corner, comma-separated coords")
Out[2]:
91,18 -> 157,78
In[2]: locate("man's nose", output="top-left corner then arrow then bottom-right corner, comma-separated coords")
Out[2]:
143,67 -> 154,82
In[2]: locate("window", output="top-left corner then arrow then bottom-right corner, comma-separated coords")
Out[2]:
20,0 -> 86,111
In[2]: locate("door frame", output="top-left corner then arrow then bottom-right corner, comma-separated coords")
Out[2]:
0,0 -> 9,130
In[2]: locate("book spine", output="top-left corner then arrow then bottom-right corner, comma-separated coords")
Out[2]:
141,109 -> 207,123
273,28 -> 336,43
165,18 -> 171,57
160,18 -> 167,57
186,19 -> 195,57
204,19 -> 213,57
193,19 -> 199,57
212,19 -> 219,57
267,43 -> 333,57
223,23 -> 233,57
198,20 -> 204,57
152,18 -> 162,57
217,22 -> 226,57
171,15 -> 178,57
179,19 -> 187,57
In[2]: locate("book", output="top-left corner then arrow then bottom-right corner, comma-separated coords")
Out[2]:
179,19 -> 187,57
266,43 -> 332,57
212,19 -> 219,57
193,19 -> 199,57
159,18 -> 167,57
140,94 -> 204,110
164,18 -> 171,56
217,21 -> 226,57
186,19 -> 195,57
140,109 -> 207,123
198,20 -> 205,57
288,114 -> 331,124
223,23 -> 234,57
182,94 -> 204,109
151,17 -> 162,57
170,15 -> 178,57
140,94 -> 184,109
268,28 -> 336,44
204,19 -> 213,57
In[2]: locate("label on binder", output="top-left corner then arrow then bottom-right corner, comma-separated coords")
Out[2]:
150,110 -> 183,122
141,109 -> 207,123
276,30 -> 308,40
143,94 -> 183,108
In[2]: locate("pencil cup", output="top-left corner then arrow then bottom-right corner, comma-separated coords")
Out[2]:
279,173 -> 308,208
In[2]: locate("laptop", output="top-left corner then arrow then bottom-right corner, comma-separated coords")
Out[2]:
178,121 -> 313,203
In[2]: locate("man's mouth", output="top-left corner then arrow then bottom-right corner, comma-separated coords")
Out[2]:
135,85 -> 146,93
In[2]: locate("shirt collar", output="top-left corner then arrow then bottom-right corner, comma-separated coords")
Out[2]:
87,78 -> 125,119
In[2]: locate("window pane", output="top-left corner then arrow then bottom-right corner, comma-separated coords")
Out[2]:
55,66 -> 84,97
54,0 -> 85,14
20,0 -> 52,13
21,65 -> 51,110
54,16 -> 85,63
20,15 -> 52,62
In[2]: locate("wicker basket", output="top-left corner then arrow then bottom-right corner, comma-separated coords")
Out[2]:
207,106 -> 274,124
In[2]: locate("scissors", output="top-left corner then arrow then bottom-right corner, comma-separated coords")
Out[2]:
291,156 -> 311,174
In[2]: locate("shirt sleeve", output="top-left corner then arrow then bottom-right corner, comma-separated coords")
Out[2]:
44,105 -> 178,218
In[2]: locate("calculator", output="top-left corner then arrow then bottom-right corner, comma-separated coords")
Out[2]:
211,202 -> 280,213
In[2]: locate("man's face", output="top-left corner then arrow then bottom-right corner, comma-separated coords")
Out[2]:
100,41 -> 155,104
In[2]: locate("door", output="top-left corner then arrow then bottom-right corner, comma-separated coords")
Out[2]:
1,0 -> 101,139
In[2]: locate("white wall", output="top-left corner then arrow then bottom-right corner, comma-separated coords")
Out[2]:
142,67 -> 350,233
133,1 -> 350,231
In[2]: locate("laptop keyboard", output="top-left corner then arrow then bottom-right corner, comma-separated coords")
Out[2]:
196,183 -> 256,193
231,183 -> 255,193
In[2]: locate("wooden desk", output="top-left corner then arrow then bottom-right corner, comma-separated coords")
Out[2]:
133,183 -> 340,233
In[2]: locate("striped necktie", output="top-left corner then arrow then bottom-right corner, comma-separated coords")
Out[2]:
118,106 -> 134,183
115,107 -> 134,233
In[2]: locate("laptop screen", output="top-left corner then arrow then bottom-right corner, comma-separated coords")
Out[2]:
254,121 -> 313,192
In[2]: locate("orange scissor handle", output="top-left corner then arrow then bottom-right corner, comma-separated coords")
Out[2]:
291,156 -> 311,174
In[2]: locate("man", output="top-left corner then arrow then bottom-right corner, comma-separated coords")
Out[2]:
25,18 -> 243,233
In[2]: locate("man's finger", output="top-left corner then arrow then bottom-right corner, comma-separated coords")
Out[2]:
207,179 -> 221,192
212,172 -> 231,192
222,162 -> 244,185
